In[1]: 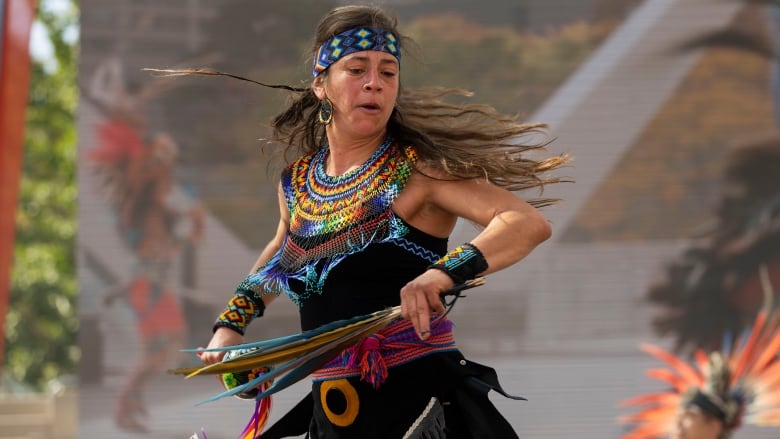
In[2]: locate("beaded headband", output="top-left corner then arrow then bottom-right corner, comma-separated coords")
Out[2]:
313,26 -> 401,77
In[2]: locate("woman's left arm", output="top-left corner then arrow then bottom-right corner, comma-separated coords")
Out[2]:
400,176 -> 552,339
444,178 -> 552,273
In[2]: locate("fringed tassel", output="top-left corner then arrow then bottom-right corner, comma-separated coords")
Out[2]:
346,335 -> 388,389
361,348 -> 388,389
239,394 -> 272,439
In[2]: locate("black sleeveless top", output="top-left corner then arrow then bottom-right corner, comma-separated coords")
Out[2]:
240,138 -> 448,330
297,220 -> 446,330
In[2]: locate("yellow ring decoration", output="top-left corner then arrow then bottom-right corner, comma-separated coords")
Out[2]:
320,379 -> 359,427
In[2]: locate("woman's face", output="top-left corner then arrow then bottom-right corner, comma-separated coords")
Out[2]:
314,50 -> 399,140
670,407 -> 723,439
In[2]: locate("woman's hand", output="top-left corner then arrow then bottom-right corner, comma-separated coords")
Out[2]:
400,268 -> 453,340
198,327 -> 244,365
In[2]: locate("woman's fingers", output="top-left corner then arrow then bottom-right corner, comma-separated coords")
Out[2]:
414,301 -> 431,340
200,327 -> 244,364
198,349 -> 224,365
400,269 -> 453,340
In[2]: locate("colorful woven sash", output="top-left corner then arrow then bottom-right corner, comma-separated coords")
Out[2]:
312,317 -> 457,388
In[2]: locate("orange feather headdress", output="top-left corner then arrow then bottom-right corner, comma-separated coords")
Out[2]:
619,310 -> 780,439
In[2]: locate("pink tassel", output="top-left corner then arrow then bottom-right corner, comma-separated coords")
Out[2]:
360,349 -> 388,388
357,336 -> 388,388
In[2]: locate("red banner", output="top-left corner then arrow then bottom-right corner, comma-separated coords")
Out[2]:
0,0 -> 36,376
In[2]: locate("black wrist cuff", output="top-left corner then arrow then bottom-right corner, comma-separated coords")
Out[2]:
428,243 -> 489,285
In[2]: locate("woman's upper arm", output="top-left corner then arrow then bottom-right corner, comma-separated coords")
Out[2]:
426,176 -> 552,272
425,175 -> 539,227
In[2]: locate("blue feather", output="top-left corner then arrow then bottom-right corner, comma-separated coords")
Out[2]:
195,312 -> 397,404
184,308 -> 392,355
175,278 -> 486,406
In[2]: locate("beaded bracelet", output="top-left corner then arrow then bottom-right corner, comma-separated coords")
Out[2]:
428,242 -> 489,285
212,289 -> 266,335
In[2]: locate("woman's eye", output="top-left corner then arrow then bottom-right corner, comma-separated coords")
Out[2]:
382,71 -> 397,77
348,68 -> 364,74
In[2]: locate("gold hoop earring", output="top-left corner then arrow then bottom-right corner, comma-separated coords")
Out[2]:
318,98 -> 333,125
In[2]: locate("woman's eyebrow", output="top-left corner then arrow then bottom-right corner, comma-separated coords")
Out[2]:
345,55 -> 398,67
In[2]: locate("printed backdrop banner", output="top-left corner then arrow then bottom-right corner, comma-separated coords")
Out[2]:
77,1 -> 780,438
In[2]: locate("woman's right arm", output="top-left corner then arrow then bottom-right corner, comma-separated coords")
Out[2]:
199,183 -> 290,364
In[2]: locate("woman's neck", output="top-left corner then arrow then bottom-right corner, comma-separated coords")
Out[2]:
324,130 -> 387,177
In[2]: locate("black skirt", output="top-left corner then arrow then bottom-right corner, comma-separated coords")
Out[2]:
261,351 -> 522,439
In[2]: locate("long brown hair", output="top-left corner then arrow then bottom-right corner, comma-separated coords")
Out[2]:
150,5 -> 569,206
271,5 -> 568,207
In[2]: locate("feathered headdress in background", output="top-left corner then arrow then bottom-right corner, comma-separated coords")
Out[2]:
646,136 -> 780,353
618,308 -> 780,438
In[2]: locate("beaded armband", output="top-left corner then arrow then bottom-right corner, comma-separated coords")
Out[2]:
213,289 -> 266,335
428,243 -> 489,285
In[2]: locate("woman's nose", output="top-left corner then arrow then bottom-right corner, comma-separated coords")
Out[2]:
363,70 -> 382,91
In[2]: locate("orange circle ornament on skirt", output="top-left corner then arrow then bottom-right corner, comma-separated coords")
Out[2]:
320,378 -> 360,427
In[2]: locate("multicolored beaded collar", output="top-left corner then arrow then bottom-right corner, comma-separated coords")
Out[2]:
239,138 -> 436,306
313,26 -> 401,77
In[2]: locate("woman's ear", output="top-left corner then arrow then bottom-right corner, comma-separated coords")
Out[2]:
312,76 -> 326,100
